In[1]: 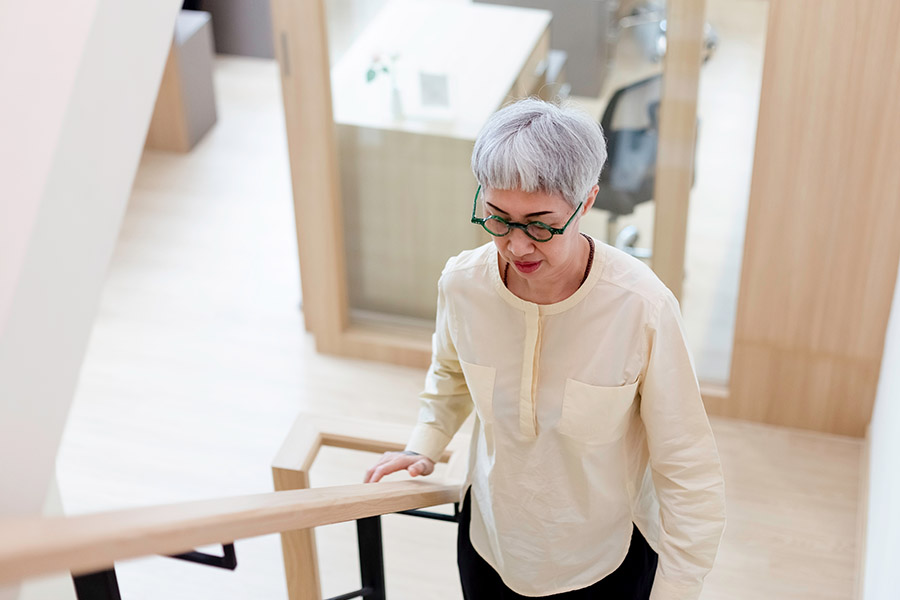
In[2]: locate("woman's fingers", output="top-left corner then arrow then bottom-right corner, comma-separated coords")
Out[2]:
364,452 -> 434,483
407,457 -> 435,477
363,464 -> 378,484
363,452 -> 391,483
369,460 -> 399,483
364,452 -> 415,483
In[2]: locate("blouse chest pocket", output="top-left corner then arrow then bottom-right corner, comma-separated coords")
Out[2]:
558,379 -> 640,444
459,359 -> 496,423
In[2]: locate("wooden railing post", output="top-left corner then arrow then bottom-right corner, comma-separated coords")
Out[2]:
272,466 -> 322,600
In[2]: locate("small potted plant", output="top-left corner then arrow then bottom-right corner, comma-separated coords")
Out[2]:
366,53 -> 403,118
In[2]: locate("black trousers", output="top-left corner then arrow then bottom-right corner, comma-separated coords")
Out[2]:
457,489 -> 658,599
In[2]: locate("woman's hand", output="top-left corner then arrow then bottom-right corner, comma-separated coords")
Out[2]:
364,451 -> 435,483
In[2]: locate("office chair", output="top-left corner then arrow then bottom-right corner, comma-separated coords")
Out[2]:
594,74 -> 662,259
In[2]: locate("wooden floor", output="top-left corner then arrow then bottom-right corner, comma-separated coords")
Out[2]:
56,53 -> 861,599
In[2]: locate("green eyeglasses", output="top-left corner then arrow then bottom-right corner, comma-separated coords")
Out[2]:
470,185 -> 583,242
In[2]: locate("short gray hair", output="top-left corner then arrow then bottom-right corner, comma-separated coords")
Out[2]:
471,98 -> 607,208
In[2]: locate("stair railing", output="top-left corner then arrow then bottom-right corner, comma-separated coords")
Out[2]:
0,413 -> 470,600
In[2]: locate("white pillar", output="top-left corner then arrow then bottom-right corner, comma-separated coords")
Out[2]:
0,0 -> 183,596
862,244 -> 900,598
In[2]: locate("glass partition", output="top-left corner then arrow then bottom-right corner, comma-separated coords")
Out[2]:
681,0 -> 769,383
286,0 -> 757,377
328,0 -> 529,326
577,0 -> 668,263
325,0 -> 677,329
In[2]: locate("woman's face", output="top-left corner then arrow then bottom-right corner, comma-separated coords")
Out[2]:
483,186 -> 597,284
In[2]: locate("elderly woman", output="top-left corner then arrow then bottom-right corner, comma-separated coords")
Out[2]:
365,98 -> 725,600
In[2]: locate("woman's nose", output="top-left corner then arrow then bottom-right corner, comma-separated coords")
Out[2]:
505,228 -> 535,257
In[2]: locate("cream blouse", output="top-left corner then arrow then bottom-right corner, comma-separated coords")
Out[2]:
405,239 -> 726,599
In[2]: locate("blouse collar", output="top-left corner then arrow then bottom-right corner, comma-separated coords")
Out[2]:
488,235 -> 606,316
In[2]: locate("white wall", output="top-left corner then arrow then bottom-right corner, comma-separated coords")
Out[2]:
863,255 -> 900,599
0,0 -> 182,596
0,0 -> 97,329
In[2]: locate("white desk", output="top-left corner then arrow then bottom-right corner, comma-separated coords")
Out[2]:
331,0 -> 552,321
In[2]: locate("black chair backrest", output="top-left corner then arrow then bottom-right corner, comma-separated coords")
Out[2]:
595,74 -> 663,216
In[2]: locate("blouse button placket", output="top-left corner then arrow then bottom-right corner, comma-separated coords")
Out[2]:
518,304 -> 541,438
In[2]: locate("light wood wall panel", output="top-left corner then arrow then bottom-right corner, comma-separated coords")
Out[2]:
720,0 -> 900,436
331,6 -> 549,322
338,127 -> 483,321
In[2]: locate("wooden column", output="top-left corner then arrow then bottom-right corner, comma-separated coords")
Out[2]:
651,0 -> 706,300
269,0 -> 349,346
715,0 -> 900,436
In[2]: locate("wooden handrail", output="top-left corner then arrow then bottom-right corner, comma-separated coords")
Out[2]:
270,413 -> 470,600
0,479 -> 461,585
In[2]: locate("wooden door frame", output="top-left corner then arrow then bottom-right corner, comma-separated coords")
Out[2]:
269,0 -> 709,371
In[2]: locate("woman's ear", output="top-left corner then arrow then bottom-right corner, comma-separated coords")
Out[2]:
583,184 -> 599,215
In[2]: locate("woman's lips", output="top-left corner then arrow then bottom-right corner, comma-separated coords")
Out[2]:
514,260 -> 541,274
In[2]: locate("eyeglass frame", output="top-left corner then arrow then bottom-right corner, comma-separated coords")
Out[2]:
470,185 -> 583,242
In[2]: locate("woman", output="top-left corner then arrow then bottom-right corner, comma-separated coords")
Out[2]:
364,99 -> 726,600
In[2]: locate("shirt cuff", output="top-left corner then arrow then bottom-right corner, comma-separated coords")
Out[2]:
649,571 -> 705,600
404,423 -> 452,464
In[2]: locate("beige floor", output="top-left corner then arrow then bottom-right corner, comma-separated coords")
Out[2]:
55,52 -> 862,599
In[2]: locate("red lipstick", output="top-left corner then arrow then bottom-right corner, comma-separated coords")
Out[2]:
514,261 -> 541,274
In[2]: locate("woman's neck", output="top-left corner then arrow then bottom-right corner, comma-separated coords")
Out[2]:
505,234 -> 592,305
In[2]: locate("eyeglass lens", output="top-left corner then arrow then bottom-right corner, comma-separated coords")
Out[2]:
483,217 -> 553,241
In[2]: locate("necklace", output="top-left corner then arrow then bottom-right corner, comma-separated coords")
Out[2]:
503,233 -> 595,290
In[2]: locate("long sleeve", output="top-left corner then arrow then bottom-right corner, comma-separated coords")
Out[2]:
640,290 -> 727,600
404,274 -> 474,463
